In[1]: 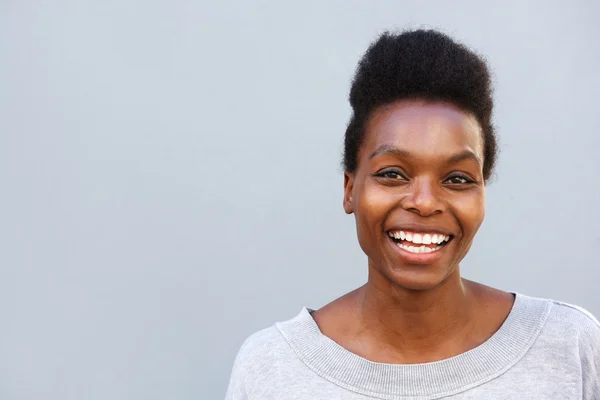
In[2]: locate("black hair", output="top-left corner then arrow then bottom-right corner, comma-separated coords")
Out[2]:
343,29 -> 497,181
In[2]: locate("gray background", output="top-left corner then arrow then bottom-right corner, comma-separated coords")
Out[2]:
1,1 -> 599,399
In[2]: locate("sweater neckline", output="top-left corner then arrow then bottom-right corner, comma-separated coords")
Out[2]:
276,293 -> 551,399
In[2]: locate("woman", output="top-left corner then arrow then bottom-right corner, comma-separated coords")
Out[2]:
225,29 -> 600,399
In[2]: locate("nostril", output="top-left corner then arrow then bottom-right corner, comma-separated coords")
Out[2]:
406,207 -> 443,217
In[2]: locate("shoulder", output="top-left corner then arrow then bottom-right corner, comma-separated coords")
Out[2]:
513,293 -> 600,356
512,295 -> 600,398
544,299 -> 600,398
545,298 -> 600,340
225,312 -> 304,399
232,324 -> 290,370
513,292 -> 599,336
230,308 -> 308,374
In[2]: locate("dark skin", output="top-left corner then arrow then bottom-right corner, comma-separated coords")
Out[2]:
312,99 -> 514,364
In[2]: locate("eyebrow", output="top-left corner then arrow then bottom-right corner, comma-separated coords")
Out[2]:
368,145 -> 482,166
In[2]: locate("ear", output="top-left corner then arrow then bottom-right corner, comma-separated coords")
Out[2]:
343,172 -> 355,214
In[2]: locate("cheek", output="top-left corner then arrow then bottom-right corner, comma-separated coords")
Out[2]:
354,184 -> 395,245
455,191 -> 486,236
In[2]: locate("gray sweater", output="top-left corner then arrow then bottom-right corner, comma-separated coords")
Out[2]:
225,294 -> 600,399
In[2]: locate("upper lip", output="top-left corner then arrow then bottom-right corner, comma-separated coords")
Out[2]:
386,224 -> 455,237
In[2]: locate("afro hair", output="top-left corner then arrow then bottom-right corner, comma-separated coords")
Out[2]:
343,29 -> 497,181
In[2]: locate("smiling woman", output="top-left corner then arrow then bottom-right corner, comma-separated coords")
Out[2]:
225,30 -> 600,399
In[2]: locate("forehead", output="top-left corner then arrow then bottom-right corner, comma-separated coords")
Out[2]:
362,100 -> 484,161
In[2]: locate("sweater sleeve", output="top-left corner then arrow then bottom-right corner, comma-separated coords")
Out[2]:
578,308 -> 600,400
224,343 -> 249,400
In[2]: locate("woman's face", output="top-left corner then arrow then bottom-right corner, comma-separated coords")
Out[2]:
344,100 -> 486,291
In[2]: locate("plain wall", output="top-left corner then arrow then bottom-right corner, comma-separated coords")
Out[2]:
1,1 -> 599,399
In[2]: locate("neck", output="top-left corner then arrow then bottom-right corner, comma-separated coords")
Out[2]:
354,263 -> 476,361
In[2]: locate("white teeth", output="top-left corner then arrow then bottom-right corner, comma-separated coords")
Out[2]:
397,243 -> 443,254
389,231 -> 451,245
422,234 -> 432,244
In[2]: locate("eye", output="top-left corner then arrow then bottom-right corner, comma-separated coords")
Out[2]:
374,169 -> 407,180
443,174 -> 475,185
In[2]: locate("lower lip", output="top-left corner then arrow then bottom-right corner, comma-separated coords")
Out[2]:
387,236 -> 449,264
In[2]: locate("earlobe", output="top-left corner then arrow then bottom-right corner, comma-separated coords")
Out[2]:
343,172 -> 354,214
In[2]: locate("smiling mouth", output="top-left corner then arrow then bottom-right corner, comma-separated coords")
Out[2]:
387,230 -> 453,254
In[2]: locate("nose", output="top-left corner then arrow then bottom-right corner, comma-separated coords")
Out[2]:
401,177 -> 445,217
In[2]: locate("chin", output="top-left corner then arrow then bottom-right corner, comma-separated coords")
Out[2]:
378,262 -> 456,292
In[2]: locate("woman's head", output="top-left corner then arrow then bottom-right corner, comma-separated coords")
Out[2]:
343,30 -> 495,290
